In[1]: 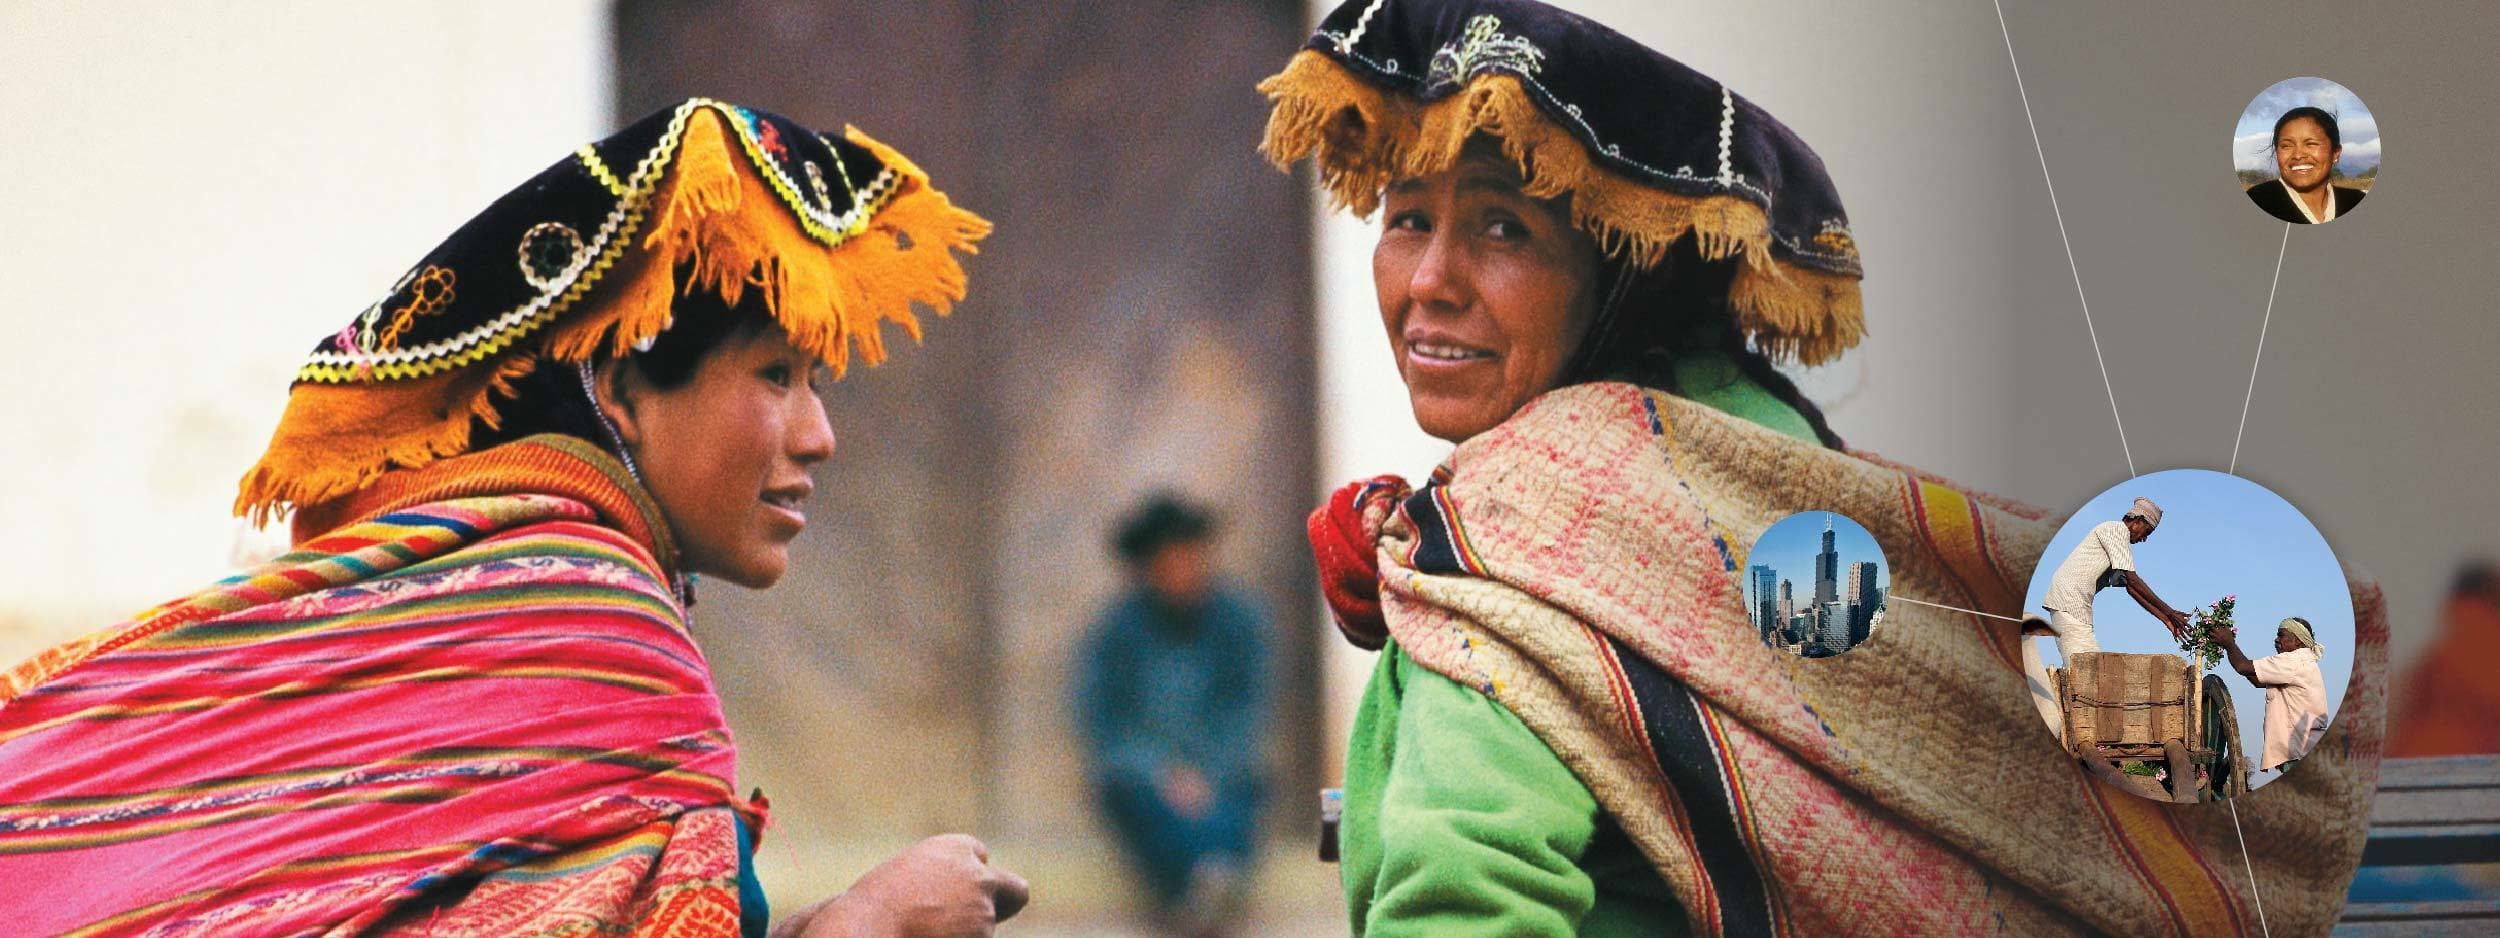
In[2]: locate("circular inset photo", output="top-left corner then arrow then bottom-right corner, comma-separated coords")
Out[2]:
2233,77 -> 2379,225
2020,469 -> 2352,802
1742,511 -> 1891,659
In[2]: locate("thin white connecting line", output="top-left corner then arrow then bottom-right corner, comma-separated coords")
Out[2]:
2214,225 -> 2292,938
1889,594 -> 2024,622
1990,5 -> 2267,932
2229,225 -> 2291,475
1991,0 -> 2135,479
2227,800 -> 2272,935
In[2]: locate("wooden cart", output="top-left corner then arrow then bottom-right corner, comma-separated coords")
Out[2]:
2054,652 -> 2249,802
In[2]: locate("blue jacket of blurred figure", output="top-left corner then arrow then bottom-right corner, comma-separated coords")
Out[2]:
1074,584 -> 1270,901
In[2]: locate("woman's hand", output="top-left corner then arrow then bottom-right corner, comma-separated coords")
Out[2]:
776,834 -> 1030,938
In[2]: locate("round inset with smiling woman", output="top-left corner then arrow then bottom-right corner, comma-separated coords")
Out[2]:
2234,77 -> 2380,225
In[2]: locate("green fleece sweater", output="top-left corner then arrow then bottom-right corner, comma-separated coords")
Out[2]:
1340,353 -> 1816,936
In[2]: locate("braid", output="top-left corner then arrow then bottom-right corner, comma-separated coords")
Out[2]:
1569,243 -> 1845,451
1720,328 -> 1845,450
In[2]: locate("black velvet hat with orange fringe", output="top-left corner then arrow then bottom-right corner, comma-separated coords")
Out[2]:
238,98 -> 989,523
1260,0 -> 1863,365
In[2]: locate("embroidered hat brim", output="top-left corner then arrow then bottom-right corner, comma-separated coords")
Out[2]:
1258,0 -> 1864,365
238,99 -> 990,522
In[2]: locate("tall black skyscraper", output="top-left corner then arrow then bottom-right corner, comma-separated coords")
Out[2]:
1813,514 -> 1839,607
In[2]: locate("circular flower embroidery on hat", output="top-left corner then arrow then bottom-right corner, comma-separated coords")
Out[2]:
517,222 -> 585,293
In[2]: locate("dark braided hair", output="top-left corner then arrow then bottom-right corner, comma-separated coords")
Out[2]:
1567,240 -> 1846,450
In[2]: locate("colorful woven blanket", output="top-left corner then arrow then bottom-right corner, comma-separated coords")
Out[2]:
1320,383 -> 2383,936
0,437 -> 757,935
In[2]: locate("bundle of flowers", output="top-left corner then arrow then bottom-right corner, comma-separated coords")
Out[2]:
2179,594 -> 2236,670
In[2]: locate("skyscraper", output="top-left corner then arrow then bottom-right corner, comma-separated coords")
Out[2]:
1777,579 -> 1794,624
1846,561 -> 1879,645
1750,564 -> 1779,640
1813,514 -> 1839,607
1821,600 -> 1852,655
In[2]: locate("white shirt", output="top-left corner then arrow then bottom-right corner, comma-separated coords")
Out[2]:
2281,177 -> 2337,224
2042,520 -> 2135,616
2254,646 -> 2330,769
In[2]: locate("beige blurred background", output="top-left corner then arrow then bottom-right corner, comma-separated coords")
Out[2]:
4,1 -> 2491,933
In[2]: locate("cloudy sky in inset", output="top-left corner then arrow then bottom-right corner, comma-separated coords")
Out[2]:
2233,76 -> 2382,176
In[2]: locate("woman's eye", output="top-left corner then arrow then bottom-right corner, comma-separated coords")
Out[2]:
1485,218 -> 1528,240
760,363 -> 794,387
1386,211 -> 1430,233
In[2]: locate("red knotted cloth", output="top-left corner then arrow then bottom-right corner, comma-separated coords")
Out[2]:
1306,475 -> 1411,650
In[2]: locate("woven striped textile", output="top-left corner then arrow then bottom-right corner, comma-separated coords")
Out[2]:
1363,383 -> 2382,936
0,439 -> 755,935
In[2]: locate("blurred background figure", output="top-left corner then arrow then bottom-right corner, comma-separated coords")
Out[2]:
2345,561 -> 2500,919
1077,495 -> 1271,936
2387,561 -> 2500,757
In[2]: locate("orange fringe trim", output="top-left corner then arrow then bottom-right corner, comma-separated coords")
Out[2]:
237,353 -> 540,524
1257,50 -> 1863,366
237,105 -> 991,522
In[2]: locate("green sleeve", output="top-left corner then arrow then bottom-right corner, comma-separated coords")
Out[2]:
1346,644 -> 1605,936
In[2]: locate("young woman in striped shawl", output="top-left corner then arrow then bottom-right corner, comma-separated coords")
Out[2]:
1272,1 -> 2383,934
0,99 -> 1022,936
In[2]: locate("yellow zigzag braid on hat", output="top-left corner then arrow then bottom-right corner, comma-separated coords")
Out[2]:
237,103 -> 989,524
546,116 -> 990,370
1258,49 -> 1863,366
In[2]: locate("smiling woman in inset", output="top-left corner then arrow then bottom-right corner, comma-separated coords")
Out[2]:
2247,106 -> 2367,224
1272,0 -> 2384,933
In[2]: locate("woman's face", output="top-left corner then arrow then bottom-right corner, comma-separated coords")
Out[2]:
1373,149 -> 1603,443
2274,116 -> 2338,193
602,323 -> 835,589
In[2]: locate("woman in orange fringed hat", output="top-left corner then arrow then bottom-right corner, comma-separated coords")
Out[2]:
1275,1 -> 2385,934
0,99 -> 1023,936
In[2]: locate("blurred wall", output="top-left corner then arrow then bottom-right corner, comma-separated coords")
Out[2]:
0,1 -> 611,658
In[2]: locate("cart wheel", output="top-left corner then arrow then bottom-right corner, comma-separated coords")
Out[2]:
2200,674 -> 2249,799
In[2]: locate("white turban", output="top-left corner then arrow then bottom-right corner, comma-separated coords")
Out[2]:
2125,497 -> 2163,530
